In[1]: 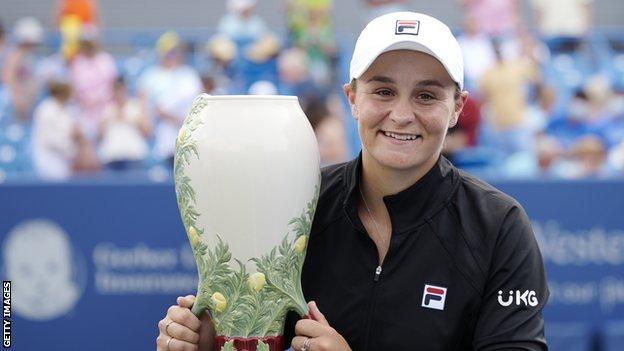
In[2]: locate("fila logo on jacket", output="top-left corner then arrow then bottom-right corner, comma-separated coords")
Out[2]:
421,284 -> 447,310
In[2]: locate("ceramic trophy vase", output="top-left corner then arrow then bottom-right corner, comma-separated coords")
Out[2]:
174,94 -> 320,351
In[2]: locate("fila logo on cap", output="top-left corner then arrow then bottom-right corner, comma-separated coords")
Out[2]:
395,20 -> 420,35
421,284 -> 447,310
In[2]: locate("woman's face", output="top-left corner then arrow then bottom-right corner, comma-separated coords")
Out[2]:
344,50 -> 467,174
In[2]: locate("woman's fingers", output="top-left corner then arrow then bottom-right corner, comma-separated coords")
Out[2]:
167,304 -> 202,332
295,319 -> 326,338
159,319 -> 200,344
156,334 -> 199,351
291,336 -> 308,351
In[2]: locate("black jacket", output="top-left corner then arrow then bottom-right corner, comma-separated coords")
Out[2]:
285,155 -> 549,351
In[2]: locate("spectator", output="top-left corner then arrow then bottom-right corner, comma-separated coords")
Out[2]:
55,0 -> 101,59
277,47 -> 317,104
458,0 -> 520,38
530,0 -> 593,54
99,77 -> 151,171
535,134 -> 564,176
564,135 -> 607,178
547,77 -> 621,150
2,17 -> 44,121
526,83 -> 559,134
69,24 -> 118,142
479,40 -> 538,156
546,89 -> 594,148
218,0 -> 268,43
286,0 -> 337,87
137,31 -> 202,166
214,0 -> 280,90
304,95 -> 348,166
54,0 -> 101,27
456,14 -> 496,91
31,81 -> 78,180
58,15 -> 82,60
443,96 -> 481,161
205,35 -> 236,94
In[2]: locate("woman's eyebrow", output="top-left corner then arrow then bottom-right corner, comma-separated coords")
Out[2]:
365,77 -> 449,89
416,79 -> 446,89
366,75 -> 395,84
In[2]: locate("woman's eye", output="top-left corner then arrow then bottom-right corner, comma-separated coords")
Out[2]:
375,89 -> 393,97
418,93 -> 435,101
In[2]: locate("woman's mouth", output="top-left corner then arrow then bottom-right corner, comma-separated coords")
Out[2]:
381,130 -> 422,141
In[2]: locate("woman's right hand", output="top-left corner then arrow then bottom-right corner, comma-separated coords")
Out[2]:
157,295 -> 214,351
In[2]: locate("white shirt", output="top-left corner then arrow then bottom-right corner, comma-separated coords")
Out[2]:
138,65 -> 202,159
458,33 -> 497,86
531,0 -> 592,37
31,98 -> 76,180
99,99 -> 149,163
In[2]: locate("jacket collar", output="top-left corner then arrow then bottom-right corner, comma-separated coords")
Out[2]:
342,153 -> 458,235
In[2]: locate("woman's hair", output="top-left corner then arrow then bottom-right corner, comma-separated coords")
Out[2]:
114,76 -> 126,89
48,81 -> 72,100
349,78 -> 462,101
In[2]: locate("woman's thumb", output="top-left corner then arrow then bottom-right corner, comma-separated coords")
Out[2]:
308,301 -> 329,326
177,295 -> 196,308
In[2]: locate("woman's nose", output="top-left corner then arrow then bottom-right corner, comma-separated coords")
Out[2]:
389,98 -> 415,126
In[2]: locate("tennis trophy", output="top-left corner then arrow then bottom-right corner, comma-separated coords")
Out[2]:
174,94 -> 320,351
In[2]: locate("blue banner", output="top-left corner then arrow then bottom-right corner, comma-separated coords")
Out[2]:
0,180 -> 623,350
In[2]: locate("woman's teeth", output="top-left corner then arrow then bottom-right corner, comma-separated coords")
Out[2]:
383,131 -> 419,141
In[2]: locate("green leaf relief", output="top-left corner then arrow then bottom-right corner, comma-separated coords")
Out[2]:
220,340 -> 235,351
257,341 -> 270,351
174,94 -> 321,337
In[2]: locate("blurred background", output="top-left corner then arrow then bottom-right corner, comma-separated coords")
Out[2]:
0,0 -> 623,350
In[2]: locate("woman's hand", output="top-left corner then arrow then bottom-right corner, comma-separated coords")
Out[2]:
156,295 -> 214,351
292,301 -> 352,351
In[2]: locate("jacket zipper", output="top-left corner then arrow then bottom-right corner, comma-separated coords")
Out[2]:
374,265 -> 382,282
362,264 -> 383,351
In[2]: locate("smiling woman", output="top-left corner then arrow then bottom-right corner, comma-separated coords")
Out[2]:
345,50 -> 467,186
158,11 -> 549,351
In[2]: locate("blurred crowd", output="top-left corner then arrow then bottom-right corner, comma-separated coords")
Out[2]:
0,0 -> 623,182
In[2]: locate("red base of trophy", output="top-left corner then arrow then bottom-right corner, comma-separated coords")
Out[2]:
214,335 -> 284,351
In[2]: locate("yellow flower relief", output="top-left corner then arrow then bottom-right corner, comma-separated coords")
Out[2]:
211,292 -> 227,312
248,272 -> 266,292
188,226 -> 199,248
294,235 -> 308,253
177,126 -> 186,145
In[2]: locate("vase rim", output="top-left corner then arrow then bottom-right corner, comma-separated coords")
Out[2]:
201,94 -> 298,101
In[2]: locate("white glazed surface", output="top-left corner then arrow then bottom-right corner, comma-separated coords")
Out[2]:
186,95 -> 320,269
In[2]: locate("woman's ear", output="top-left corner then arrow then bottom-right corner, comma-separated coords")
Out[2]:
343,83 -> 358,120
450,91 -> 469,128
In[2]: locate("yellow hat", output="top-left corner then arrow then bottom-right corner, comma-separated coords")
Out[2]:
156,31 -> 181,56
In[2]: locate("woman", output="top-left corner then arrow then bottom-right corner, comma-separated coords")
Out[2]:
98,77 -> 151,170
31,80 -> 78,180
157,12 -> 548,351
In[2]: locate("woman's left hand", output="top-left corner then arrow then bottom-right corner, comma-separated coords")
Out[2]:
292,301 -> 352,351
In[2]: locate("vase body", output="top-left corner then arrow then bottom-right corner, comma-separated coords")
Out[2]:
174,94 -> 320,351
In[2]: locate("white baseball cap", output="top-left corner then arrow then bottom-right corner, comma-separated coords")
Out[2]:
349,11 -> 464,90
13,17 -> 43,45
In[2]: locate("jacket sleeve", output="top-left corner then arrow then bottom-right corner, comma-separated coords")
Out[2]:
473,205 -> 549,351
